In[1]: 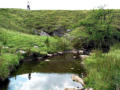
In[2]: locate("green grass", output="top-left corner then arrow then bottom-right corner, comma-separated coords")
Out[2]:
69,9 -> 120,51
0,53 -> 20,80
0,28 -> 72,80
0,8 -> 88,34
84,44 -> 120,90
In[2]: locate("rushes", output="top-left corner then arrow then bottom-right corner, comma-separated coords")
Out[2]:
84,44 -> 120,90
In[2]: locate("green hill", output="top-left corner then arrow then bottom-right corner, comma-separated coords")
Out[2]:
0,8 -> 88,34
0,8 -> 120,90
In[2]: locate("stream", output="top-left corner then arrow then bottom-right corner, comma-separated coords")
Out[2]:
1,53 -> 86,90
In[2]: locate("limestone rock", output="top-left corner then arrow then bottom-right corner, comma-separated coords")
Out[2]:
71,75 -> 85,86
71,50 -> 78,54
78,50 -> 84,55
47,54 -> 53,57
53,53 -> 58,56
45,59 -> 50,62
58,52 -> 63,54
79,55 -> 89,60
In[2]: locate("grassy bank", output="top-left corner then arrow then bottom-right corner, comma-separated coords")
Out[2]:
0,28 -> 71,80
84,44 -> 120,90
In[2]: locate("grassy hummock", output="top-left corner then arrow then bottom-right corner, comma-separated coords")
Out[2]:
84,44 -> 120,90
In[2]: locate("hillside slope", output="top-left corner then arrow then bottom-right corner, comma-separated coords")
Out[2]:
0,8 -> 88,34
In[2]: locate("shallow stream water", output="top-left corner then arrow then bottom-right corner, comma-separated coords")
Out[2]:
2,53 -> 86,90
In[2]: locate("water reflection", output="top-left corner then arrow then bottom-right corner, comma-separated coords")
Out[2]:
28,73 -> 31,80
8,73 -> 82,90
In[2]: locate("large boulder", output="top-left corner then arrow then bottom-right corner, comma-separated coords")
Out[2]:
71,75 -> 85,86
39,31 -> 49,36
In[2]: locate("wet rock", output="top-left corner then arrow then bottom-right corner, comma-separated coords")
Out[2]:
79,55 -> 89,60
47,54 -> 53,57
58,52 -> 63,55
45,59 -> 50,62
83,50 -> 90,55
78,50 -> 84,55
71,50 -> 78,54
71,75 -> 85,86
53,53 -> 58,56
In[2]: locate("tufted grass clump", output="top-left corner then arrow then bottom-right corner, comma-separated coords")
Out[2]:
84,43 -> 120,90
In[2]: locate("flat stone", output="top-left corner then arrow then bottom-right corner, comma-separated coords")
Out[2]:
78,50 -> 84,55
73,56 -> 77,59
58,52 -> 63,54
71,50 -> 78,54
79,55 -> 89,60
53,53 -> 58,56
45,59 -> 50,62
47,54 -> 53,57
70,68 -> 74,70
